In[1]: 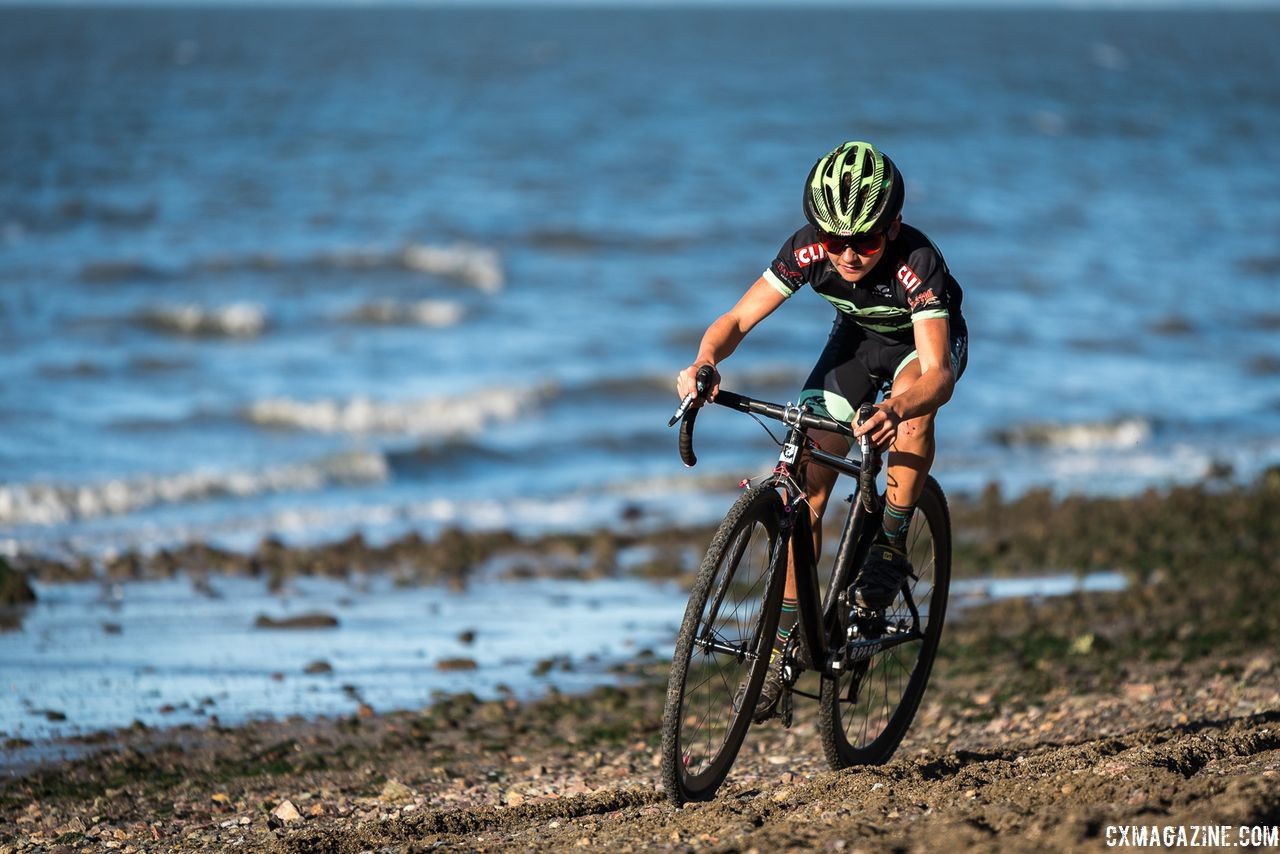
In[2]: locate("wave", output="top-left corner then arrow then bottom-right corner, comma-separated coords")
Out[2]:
398,244 -> 503,293
80,260 -> 169,283
138,303 -> 268,338
385,440 -> 512,476
79,241 -> 504,292
58,196 -> 158,228
0,451 -> 388,527
341,299 -> 464,328
992,417 -> 1155,451
242,385 -> 551,437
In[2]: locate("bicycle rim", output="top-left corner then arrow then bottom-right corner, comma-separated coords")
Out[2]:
819,477 -> 951,769
661,484 -> 787,803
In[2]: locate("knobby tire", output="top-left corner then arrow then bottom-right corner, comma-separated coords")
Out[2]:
660,483 -> 788,804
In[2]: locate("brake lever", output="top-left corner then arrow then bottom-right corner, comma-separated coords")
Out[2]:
667,392 -> 696,428
667,365 -> 715,427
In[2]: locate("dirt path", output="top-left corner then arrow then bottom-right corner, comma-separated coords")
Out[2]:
275,709 -> 1280,854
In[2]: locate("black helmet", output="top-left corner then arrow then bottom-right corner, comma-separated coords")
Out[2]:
803,140 -> 904,235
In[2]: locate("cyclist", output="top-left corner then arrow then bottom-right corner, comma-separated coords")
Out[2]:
675,140 -> 967,715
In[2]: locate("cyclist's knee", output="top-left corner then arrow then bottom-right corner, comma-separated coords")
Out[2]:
896,410 -> 936,446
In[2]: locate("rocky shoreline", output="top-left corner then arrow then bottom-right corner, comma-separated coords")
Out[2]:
3,472 -> 1279,851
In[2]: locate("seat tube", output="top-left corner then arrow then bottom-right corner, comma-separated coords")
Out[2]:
784,483 -> 826,669
822,498 -> 869,624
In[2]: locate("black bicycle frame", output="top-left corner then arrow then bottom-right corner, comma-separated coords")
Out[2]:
683,387 -> 919,675
772,422 -> 884,676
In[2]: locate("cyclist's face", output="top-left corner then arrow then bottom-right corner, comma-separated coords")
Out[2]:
826,218 -> 901,283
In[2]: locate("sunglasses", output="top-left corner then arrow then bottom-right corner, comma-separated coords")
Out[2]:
820,231 -> 886,257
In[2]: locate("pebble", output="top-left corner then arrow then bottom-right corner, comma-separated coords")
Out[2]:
270,800 -> 303,825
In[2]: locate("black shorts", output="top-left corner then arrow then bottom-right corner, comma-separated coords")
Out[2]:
796,319 -> 968,423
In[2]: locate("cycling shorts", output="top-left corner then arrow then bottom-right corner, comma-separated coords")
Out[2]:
796,320 -> 968,425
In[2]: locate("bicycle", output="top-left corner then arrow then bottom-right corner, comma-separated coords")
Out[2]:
659,366 -> 952,804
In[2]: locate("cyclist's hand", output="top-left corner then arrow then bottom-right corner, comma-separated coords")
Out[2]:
676,363 -> 720,407
853,402 -> 902,450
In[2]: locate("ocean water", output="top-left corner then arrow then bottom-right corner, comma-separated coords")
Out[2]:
0,568 -> 1128,749
2,6 -> 1279,560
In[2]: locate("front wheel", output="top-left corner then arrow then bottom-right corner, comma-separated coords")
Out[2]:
819,476 -> 951,769
660,484 -> 788,804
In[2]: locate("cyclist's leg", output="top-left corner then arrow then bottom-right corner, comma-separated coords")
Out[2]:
850,331 -> 967,611
774,328 -> 873,646
754,327 -> 871,715
884,330 -> 968,507
794,321 -> 877,566
883,359 -> 935,507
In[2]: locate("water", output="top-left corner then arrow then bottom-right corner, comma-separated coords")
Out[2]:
0,6 -> 1277,745
2,7 -> 1279,558
0,574 -> 683,746
0,569 -> 1127,755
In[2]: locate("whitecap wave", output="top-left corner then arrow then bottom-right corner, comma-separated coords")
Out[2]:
342,299 -> 465,328
242,385 -> 550,436
993,417 -> 1154,451
80,241 -> 504,292
138,302 -> 268,338
310,243 -> 503,292
0,451 -> 388,526
399,243 -> 503,293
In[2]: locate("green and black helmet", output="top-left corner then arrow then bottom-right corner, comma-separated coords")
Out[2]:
802,141 -> 904,236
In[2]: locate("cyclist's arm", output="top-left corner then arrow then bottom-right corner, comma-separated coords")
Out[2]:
894,316 -> 955,418
677,277 -> 786,401
856,316 -> 955,441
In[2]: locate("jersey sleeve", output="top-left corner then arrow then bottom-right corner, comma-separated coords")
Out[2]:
762,228 -> 826,298
894,245 -> 953,324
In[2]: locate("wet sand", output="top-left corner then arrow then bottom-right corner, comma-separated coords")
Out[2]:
3,471 -> 1279,852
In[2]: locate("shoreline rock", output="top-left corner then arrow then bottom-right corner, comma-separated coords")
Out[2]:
0,556 -> 37,606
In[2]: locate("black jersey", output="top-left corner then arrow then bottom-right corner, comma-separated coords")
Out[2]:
763,223 -> 966,345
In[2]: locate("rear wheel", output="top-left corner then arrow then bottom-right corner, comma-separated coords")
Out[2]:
819,477 -> 951,769
661,484 -> 788,804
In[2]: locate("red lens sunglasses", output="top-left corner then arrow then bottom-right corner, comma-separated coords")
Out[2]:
820,231 -> 886,257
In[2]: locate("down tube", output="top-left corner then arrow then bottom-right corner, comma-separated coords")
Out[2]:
787,505 -> 827,669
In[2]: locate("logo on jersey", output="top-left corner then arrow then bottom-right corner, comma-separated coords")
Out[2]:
794,243 -> 827,267
771,260 -> 804,287
908,288 -> 938,310
896,264 -> 923,293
